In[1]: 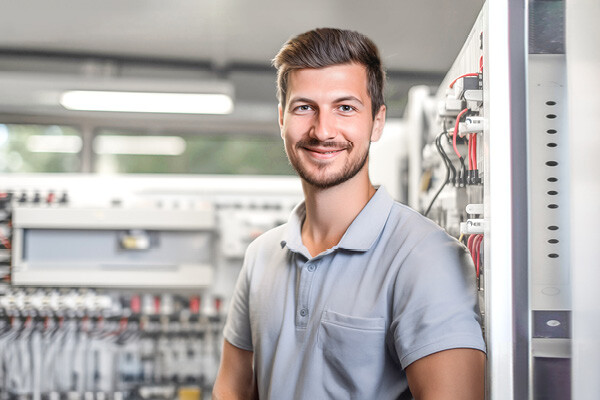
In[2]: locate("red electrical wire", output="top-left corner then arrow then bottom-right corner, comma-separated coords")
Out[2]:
476,248 -> 480,277
475,235 -> 484,278
467,234 -> 476,264
466,234 -> 484,277
472,134 -> 478,169
0,232 -> 10,249
467,135 -> 473,170
449,73 -> 480,88
453,108 -> 469,159
468,134 -> 478,170
478,235 -> 484,271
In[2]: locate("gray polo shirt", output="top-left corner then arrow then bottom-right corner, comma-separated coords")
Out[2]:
223,187 -> 485,399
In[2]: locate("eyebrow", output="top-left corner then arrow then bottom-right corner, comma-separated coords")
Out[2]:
288,97 -> 314,106
288,95 -> 364,106
333,96 -> 364,106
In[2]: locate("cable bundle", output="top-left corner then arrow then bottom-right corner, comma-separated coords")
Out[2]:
467,234 -> 484,278
424,131 -> 455,217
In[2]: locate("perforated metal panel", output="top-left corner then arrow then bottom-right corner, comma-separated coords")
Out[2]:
529,54 -> 570,312
528,54 -> 571,400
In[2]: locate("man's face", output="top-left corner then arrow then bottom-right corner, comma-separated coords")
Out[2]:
279,63 -> 386,189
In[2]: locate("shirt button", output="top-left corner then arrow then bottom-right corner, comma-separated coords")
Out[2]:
299,308 -> 308,317
307,265 -> 316,272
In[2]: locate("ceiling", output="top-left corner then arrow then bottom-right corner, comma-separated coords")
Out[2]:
0,0 -> 484,133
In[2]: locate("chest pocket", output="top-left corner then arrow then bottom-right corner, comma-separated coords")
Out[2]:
318,309 -> 387,398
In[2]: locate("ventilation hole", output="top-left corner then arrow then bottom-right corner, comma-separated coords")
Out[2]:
548,239 -> 559,244
546,161 -> 558,167
547,129 -> 557,134
548,253 -> 559,258
547,177 -> 558,182
548,190 -> 558,195
548,226 -> 559,231
546,101 -> 557,106
547,143 -> 557,148
546,114 -> 557,119
548,204 -> 559,209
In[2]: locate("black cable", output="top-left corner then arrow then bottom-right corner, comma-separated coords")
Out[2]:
440,132 -> 457,185
424,132 -> 451,217
442,132 -> 457,184
457,156 -> 467,186
434,132 -> 451,177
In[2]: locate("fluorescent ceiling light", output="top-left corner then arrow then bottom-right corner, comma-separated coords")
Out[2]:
27,135 -> 82,153
60,90 -> 234,114
94,135 -> 186,155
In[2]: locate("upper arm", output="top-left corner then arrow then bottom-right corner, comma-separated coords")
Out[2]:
212,339 -> 258,400
392,230 -> 486,367
405,348 -> 485,400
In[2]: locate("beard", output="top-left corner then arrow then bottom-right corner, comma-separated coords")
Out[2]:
286,138 -> 370,189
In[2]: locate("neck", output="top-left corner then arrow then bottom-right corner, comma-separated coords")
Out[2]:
301,171 -> 376,257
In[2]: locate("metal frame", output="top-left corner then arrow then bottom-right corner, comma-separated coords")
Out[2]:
484,0 -> 529,398
528,53 -> 571,400
566,1 -> 600,398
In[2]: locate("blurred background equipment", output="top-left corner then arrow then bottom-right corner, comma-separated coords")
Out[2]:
0,175 -> 303,399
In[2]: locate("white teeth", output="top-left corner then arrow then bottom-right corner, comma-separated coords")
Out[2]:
305,148 -> 342,154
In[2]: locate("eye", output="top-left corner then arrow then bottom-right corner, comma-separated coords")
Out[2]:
338,105 -> 355,112
295,104 -> 313,112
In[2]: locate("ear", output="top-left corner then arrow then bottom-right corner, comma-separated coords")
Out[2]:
370,105 -> 386,142
278,103 -> 285,138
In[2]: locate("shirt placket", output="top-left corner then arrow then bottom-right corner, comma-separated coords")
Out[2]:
295,256 -> 319,329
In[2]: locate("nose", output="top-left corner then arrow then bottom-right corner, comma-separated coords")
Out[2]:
310,111 -> 336,141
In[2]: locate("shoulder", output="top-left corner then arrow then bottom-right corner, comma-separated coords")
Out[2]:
384,203 -> 475,289
383,201 -> 459,252
246,223 -> 288,255
242,223 -> 289,275
375,201 -> 473,288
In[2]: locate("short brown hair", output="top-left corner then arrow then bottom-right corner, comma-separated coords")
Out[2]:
272,28 -> 386,119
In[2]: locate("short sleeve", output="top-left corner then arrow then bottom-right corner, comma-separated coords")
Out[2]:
391,230 -> 486,368
223,249 -> 254,351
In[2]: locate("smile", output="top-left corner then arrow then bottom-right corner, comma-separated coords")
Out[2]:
303,147 -> 345,159
309,148 -> 343,154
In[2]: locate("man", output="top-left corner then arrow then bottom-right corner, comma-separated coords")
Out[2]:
213,28 -> 486,399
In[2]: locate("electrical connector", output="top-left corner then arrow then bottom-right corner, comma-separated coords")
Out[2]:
465,88 -> 483,112
471,169 -> 481,185
460,219 -> 485,235
438,96 -> 465,118
451,73 -> 483,111
466,203 -> 484,215
466,169 -> 481,185
464,89 -> 483,103
467,170 -> 474,185
455,76 -> 480,99
458,116 -> 484,136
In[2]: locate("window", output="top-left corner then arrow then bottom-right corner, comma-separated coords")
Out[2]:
93,130 -> 295,175
0,124 -> 81,173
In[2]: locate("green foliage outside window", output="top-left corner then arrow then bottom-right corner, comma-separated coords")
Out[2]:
94,131 -> 295,175
0,124 -> 81,173
0,124 -> 295,176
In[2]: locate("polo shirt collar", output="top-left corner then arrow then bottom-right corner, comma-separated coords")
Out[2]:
280,186 -> 394,255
